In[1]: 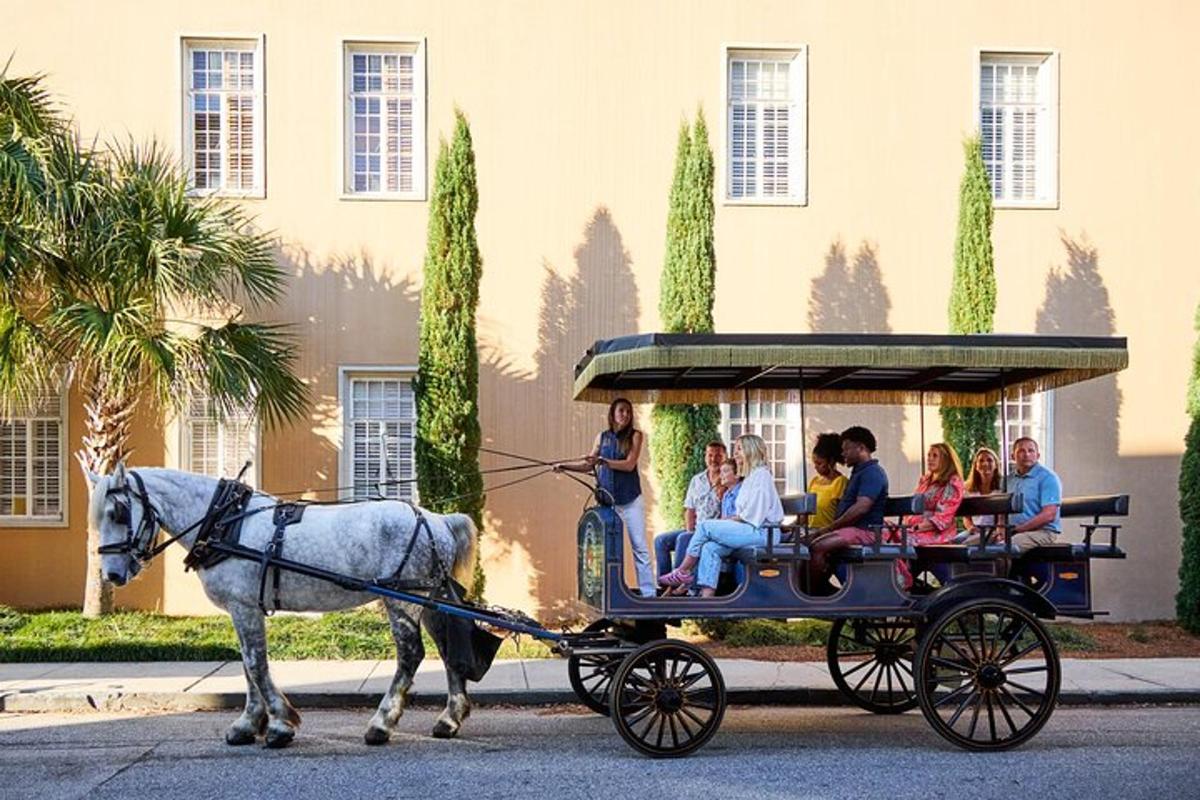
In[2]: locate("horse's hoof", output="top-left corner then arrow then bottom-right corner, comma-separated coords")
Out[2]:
225,727 -> 257,746
431,720 -> 459,739
264,726 -> 296,749
364,726 -> 391,746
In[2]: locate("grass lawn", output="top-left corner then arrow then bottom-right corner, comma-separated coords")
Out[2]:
0,606 -> 552,662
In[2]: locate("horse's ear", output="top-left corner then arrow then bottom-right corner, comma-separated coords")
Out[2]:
76,454 -> 102,489
113,461 -> 127,486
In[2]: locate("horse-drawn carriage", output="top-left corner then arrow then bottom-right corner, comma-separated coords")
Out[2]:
564,332 -> 1130,756
91,331 -> 1129,757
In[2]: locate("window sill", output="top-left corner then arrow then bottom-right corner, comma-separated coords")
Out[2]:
994,200 -> 1060,210
723,197 -> 808,207
186,189 -> 266,200
0,518 -> 68,529
339,193 -> 427,202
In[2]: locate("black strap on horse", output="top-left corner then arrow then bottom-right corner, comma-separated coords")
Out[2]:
257,502 -> 307,615
378,502 -> 443,591
183,478 -> 257,571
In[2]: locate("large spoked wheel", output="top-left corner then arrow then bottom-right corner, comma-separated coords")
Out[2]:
568,651 -> 623,716
915,598 -> 1061,751
827,618 -> 919,714
608,639 -> 726,758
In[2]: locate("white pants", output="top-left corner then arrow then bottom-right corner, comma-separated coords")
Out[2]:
615,495 -> 656,596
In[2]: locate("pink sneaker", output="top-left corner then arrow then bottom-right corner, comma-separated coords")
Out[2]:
658,568 -> 694,588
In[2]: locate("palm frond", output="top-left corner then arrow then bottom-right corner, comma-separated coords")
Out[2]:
0,301 -> 60,415
179,321 -> 307,430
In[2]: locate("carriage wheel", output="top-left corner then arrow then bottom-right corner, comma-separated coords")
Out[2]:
568,652 -> 622,715
827,618 -> 919,714
608,640 -> 725,758
915,598 -> 1060,751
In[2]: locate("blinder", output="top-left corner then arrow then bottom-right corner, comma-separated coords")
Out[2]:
97,471 -> 161,562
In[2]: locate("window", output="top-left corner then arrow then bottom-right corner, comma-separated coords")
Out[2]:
979,52 -> 1059,206
0,389 -> 65,524
997,388 -> 1054,468
343,41 -> 426,198
183,37 -> 264,196
722,400 -> 802,494
725,47 -> 807,204
182,393 -> 259,486
342,373 -> 417,501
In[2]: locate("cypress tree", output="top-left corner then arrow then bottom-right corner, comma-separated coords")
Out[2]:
416,110 -> 486,598
651,111 -> 721,529
941,135 -> 1000,468
1178,304 -> 1200,633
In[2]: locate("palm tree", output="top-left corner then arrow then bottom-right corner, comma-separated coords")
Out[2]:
1,71 -> 307,616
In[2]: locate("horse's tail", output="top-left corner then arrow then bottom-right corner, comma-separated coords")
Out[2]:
443,513 -> 478,587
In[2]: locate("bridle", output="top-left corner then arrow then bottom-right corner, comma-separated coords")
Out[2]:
96,471 -> 166,566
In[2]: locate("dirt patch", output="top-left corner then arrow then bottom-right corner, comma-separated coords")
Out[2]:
686,621 -> 1200,661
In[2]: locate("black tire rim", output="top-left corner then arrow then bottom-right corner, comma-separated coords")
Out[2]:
827,618 -> 919,714
916,600 -> 1060,751
609,640 -> 726,758
568,652 -> 621,716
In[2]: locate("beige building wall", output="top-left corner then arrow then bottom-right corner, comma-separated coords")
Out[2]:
1,0 -> 1195,620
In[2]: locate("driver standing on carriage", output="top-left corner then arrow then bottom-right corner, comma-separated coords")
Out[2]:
555,398 -> 657,596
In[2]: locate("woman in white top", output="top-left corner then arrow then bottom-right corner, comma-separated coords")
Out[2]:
658,434 -> 785,597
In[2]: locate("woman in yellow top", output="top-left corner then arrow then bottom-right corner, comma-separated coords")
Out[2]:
807,433 -> 848,529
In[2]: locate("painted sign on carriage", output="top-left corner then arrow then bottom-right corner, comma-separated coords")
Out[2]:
576,508 -> 607,609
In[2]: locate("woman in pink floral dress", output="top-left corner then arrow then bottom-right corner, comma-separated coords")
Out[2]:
892,442 -> 965,586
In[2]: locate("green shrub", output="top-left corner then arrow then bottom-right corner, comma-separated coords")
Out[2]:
1047,623 -> 1099,652
720,619 -> 831,648
1178,415 -> 1200,633
941,135 -> 999,467
651,112 -> 720,529
416,109 -> 486,600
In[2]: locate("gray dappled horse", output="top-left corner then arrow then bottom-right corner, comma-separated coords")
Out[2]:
89,464 -> 478,748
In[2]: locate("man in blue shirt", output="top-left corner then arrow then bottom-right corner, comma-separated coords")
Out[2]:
966,437 -> 1062,552
807,426 -> 889,590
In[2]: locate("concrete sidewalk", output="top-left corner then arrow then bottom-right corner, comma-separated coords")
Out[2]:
2,657 -> 1198,712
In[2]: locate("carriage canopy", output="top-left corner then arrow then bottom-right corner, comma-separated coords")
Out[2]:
572,333 -> 1128,407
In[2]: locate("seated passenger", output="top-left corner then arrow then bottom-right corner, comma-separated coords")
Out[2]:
807,426 -> 889,593
806,432 -> 848,530
666,458 -> 741,595
962,437 -> 1062,553
961,446 -> 1002,538
657,434 -> 784,598
897,442 -> 965,545
652,440 -> 726,579
888,442 -> 964,587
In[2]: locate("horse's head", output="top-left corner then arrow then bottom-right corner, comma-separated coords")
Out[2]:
88,463 -> 159,586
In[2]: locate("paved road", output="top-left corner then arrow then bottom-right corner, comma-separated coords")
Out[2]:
2,706 -> 1197,800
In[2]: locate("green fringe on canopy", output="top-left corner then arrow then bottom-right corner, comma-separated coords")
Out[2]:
573,343 -> 1128,407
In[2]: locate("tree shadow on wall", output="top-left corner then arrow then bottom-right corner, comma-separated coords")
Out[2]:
477,207 -> 641,620
266,245 -> 422,496
805,240 -> 913,487
1035,234 -> 1122,491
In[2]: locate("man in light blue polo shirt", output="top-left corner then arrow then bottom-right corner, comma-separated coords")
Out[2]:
968,436 -> 1062,552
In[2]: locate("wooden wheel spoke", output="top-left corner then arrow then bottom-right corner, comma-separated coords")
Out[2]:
929,655 -> 974,675
938,634 -> 978,668
667,713 -> 681,749
995,689 -> 1020,735
966,691 -> 984,739
1005,664 -> 1048,675
891,663 -> 911,697
852,660 -> 883,694
1006,679 -> 1047,701
945,687 -> 979,727
678,705 -> 709,728
933,680 -> 974,709
999,640 -> 1043,668
995,620 -> 1030,662
884,661 -> 895,703
956,618 -> 982,662
988,612 -> 1007,661
839,657 -> 877,680
985,691 -> 998,742
678,668 -> 712,691
869,660 -> 886,704
997,685 -> 1037,718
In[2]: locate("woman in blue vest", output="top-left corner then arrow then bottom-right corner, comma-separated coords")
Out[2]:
555,397 -> 655,596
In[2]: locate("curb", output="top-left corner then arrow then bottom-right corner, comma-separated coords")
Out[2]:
4,687 -> 1198,714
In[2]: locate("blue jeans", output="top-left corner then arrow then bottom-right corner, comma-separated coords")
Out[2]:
653,529 -> 687,577
687,518 -> 779,590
